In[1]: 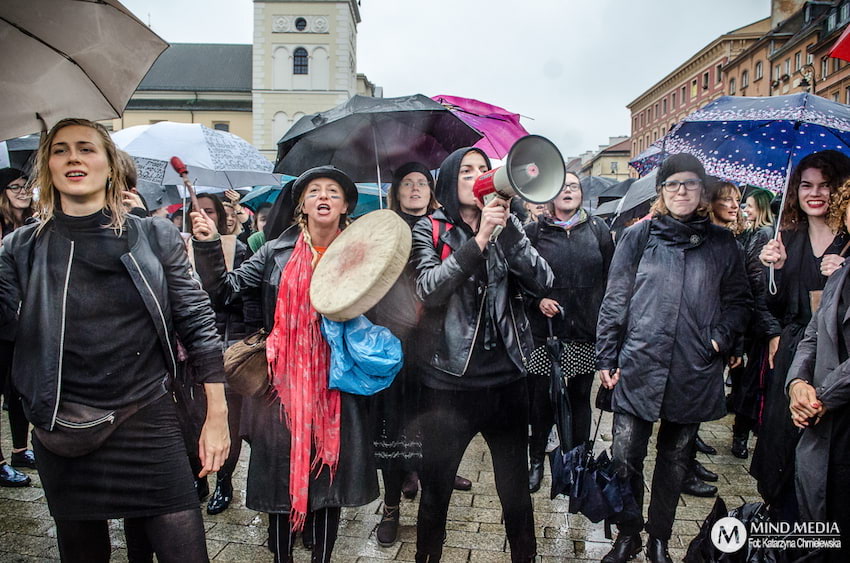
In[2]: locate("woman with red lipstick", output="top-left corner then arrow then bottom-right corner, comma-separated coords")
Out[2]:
753,150 -> 850,523
0,118 -> 230,562
523,171 -> 614,493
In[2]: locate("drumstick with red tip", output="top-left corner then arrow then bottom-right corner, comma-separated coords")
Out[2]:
169,156 -> 201,212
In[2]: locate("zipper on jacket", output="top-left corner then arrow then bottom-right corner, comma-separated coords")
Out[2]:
461,288 -> 487,375
51,241 -> 75,431
507,294 -> 526,363
55,411 -> 115,428
128,252 -> 178,375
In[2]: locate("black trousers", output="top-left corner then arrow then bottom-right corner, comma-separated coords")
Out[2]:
826,463 -> 850,562
416,379 -> 536,562
527,372 -> 594,459
611,412 -> 699,540
267,508 -> 340,563
0,340 -> 29,458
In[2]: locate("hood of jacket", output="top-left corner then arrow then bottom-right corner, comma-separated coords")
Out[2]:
434,147 -> 491,231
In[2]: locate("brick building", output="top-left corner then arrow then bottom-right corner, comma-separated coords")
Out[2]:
626,19 -> 770,160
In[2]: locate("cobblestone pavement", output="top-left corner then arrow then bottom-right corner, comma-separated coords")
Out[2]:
0,407 -> 762,562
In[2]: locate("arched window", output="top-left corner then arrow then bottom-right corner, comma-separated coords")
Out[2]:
755,61 -> 763,80
729,77 -> 736,95
295,17 -> 307,31
293,47 -> 308,75
741,70 -> 749,88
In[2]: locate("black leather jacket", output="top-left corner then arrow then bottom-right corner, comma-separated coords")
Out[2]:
0,215 -> 225,430
410,209 -> 553,377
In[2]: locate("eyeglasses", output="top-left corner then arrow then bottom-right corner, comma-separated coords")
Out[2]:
660,179 -> 702,193
562,183 -> 581,192
5,184 -> 31,194
400,180 -> 430,189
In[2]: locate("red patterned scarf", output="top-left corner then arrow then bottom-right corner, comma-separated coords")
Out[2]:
266,233 -> 341,531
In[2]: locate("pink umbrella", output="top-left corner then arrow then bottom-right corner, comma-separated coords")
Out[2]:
432,94 -> 529,159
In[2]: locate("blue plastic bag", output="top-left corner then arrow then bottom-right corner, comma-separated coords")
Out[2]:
321,315 -> 403,395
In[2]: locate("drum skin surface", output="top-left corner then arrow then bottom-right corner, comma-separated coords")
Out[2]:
311,209 -> 412,322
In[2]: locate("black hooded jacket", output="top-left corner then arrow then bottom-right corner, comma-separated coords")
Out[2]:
410,148 -> 553,388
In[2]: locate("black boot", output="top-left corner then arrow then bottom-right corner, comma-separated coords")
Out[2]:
601,533 -> 642,563
731,434 -> 749,459
0,463 -> 30,487
195,476 -> 209,502
376,504 -> 400,547
207,474 -> 233,515
694,434 -> 716,455
681,473 -> 717,497
10,449 -> 36,469
453,475 -> 472,491
528,456 -> 544,493
692,459 -> 718,482
645,536 -> 673,563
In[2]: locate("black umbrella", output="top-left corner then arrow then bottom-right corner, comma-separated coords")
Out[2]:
275,94 -> 483,183
0,134 -> 39,173
580,176 -> 618,211
597,178 -> 635,203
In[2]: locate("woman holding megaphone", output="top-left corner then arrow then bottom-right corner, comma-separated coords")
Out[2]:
410,147 -> 553,562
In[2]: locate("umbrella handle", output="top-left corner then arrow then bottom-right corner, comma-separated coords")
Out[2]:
170,156 -> 201,213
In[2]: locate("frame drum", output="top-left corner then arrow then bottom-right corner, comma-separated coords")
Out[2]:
311,209 -> 412,322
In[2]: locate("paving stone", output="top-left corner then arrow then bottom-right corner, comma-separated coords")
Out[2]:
396,543 -> 469,562
204,522 -> 268,545
1,532 -> 55,557
444,529 -> 505,551
212,542 -> 272,561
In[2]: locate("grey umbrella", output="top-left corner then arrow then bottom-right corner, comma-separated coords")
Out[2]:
0,0 -> 168,139
275,94 -> 483,183
580,176 -> 618,212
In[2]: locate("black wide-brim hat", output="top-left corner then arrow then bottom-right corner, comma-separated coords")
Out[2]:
292,166 -> 359,213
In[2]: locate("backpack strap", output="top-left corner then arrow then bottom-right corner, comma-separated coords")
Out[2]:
430,216 -> 453,261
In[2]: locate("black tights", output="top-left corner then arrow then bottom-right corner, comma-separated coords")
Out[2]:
267,508 -> 341,563
382,468 -> 405,507
55,508 -> 209,563
0,340 -> 28,459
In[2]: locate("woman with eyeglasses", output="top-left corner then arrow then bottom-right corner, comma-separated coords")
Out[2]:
753,150 -> 850,523
597,154 -> 750,563
523,171 -> 613,494
0,168 -> 37,488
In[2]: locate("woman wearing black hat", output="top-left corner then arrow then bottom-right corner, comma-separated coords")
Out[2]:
191,166 -> 379,563
0,168 -> 37,487
596,153 -> 751,563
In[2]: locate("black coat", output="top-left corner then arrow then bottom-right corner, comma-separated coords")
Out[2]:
524,214 -> 614,343
787,261 -> 850,522
596,214 -> 752,423
738,226 -> 781,339
0,215 -> 225,430
410,209 -> 553,377
192,226 -> 379,512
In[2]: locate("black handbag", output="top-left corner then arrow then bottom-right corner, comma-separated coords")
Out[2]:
33,388 -> 166,458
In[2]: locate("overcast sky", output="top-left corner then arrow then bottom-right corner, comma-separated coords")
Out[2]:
122,0 -> 769,158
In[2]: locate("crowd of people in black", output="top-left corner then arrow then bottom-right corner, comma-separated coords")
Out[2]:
0,117 -> 849,563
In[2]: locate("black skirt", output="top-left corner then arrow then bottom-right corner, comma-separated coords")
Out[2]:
372,363 -> 422,472
34,393 -> 198,521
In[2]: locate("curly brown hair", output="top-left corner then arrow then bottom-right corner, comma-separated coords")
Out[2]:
781,150 -> 850,231
828,179 -> 850,233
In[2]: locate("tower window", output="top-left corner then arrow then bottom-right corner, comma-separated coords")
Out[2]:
295,17 -> 307,31
294,47 -> 308,74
